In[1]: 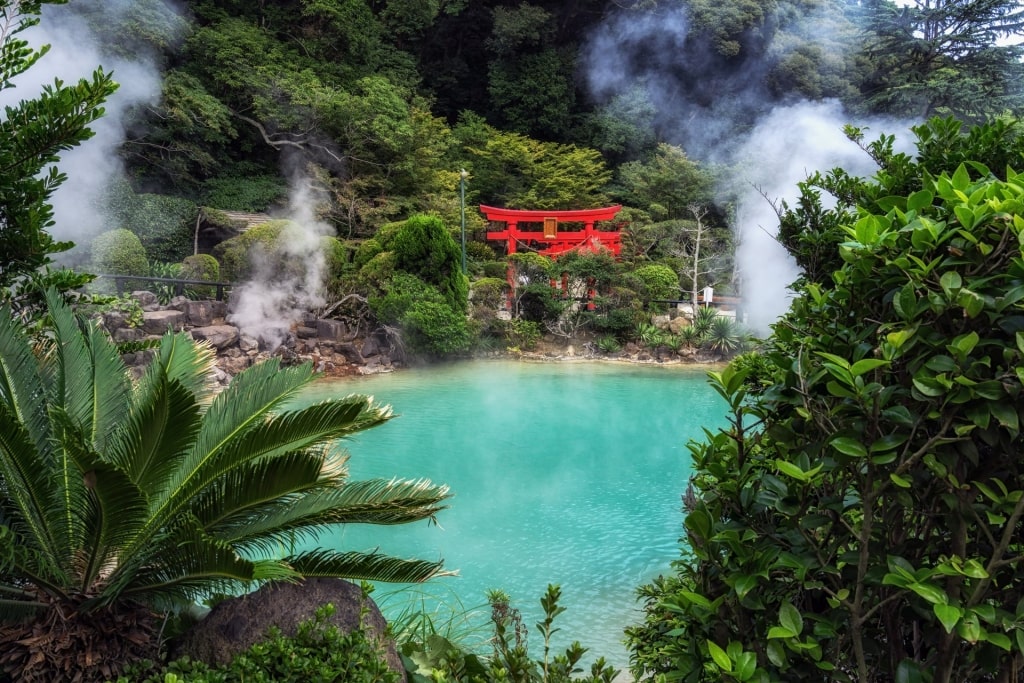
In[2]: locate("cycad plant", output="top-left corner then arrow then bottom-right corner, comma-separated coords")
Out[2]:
0,290 -> 450,681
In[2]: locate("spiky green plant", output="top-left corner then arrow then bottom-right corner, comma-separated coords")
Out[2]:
691,305 -> 718,337
703,315 -> 745,355
0,289 -> 450,681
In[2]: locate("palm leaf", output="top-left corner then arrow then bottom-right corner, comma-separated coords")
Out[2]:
120,360 -> 314,560
0,303 -> 50,456
0,596 -> 49,622
188,451 -> 329,534
55,420 -> 149,593
43,289 -> 132,454
0,404 -> 61,573
102,533 -> 258,609
209,476 -> 450,556
112,370 -> 202,491
135,331 -> 218,412
289,548 -> 448,583
149,397 -> 391,547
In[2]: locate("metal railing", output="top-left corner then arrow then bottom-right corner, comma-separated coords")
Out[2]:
94,275 -> 233,301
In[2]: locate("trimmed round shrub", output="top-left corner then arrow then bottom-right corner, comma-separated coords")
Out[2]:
181,253 -> 220,282
214,220 -> 289,282
632,263 -> 680,301
91,229 -> 149,276
181,253 -> 221,299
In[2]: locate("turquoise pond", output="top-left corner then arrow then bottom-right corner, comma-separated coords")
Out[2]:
296,360 -> 727,668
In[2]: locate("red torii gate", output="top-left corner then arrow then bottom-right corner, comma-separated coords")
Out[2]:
480,204 -> 623,257
480,204 -> 623,309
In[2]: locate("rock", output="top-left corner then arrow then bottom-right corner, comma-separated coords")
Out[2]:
112,327 -> 143,343
668,317 -> 691,335
191,325 -> 240,350
295,325 -> 318,339
141,310 -> 186,335
333,342 -> 365,364
131,291 -> 159,310
361,335 -> 381,358
177,300 -> 222,327
652,314 -> 671,330
316,318 -> 349,341
170,578 -> 405,681
237,334 -> 258,352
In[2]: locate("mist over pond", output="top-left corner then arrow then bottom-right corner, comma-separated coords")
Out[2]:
297,361 -> 728,667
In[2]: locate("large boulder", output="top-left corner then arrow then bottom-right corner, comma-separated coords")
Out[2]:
191,324 -> 240,350
171,578 -> 405,680
141,310 -> 185,335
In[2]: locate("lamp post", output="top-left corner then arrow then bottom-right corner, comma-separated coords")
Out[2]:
459,168 -> 468,274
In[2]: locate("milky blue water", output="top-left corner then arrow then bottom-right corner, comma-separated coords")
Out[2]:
298,360 -> 726,669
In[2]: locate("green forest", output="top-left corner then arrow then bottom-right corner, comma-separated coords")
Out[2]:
4,0 -> 1024,357
4,0 -> 1024,681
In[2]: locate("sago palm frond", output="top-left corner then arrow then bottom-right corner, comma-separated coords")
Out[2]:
213,477 -> 451,555
289,548 -> 448,583
0,287 -> 452,681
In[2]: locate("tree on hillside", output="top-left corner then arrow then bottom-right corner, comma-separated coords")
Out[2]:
628,118 -> 1024,681
0,289 -> 450,681
0,1 -> 117,300
856,0 -> 1024,119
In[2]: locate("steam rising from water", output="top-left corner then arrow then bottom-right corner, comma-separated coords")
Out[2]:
227,178 -> 334,350
582,5 -> 914,334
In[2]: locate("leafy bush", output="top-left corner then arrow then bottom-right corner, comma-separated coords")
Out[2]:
596,336 -> 620,354
629,126 -> 1024,682
401,585 -> 619,683
390,214 -> 469,313
401,300 -> 473,356
630,263 -> 679,303
104,180 -> 198,263
120,604 -> 400,683
181,253 -> 222,299
200,174 -> 288,212
148,260 -> 184,304
90,229 -> 150,293
213,220 -> 288,281
369,273 -> 445,325
470,277 -> 510,312
482,260 -> 509,279
504,318 -> 542,350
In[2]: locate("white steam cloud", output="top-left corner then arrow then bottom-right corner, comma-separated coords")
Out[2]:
581,5 -> 915,335
227,178 -> 334,350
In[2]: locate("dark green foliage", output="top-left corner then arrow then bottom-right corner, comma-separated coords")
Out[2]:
91,228 -> 149,276
779,117 -> 1024,285
369,272 -> 444,325
213,220 -> 286,281
390,214 -> 468,313
629,122 -> 1024,682
0,2 -> 116,293
630,263 -> 680,302
121,603 -> 400,683
402,300 -> 473,357
104,181 -> 198,263
200,174 -> 287,213
857,0 -> 1024,119
181,253 -> 220,283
